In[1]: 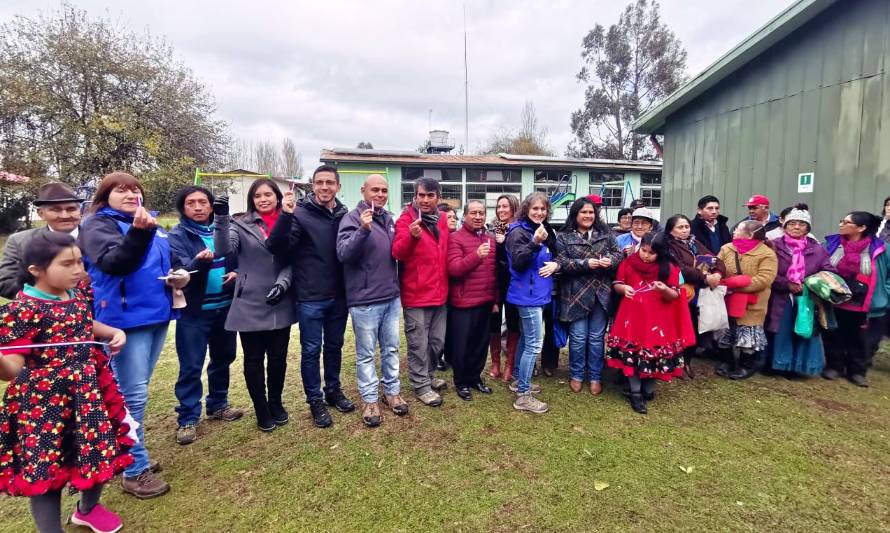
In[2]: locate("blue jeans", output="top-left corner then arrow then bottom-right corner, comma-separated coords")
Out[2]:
568,306 -> 608,382
174,307 -> 237,425
515,306 -> 544,393
350,297 -> 401,403
110,322 -> 169,477
299,298 -> 348,403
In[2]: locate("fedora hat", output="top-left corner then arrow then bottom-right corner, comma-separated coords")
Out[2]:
33,182 -> 84,206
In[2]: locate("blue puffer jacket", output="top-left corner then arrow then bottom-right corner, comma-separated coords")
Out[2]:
505,219 -> 553,307
79,208 -> 175,329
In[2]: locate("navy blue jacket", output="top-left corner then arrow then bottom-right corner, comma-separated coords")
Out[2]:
79,208 -> 175,330
267,193 -> 348,302
336,201 -> 399,307
168,218 -> 237,316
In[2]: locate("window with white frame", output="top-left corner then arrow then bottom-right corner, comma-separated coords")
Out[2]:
401,167 -> 462,207
639,172 -> 662,208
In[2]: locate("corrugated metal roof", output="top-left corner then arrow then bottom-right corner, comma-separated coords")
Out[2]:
633,0 -> 840,134
319,149 -> 662,170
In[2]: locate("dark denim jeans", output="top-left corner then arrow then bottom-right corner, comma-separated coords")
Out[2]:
174,307 -> 237,426
298,298 -> 348,403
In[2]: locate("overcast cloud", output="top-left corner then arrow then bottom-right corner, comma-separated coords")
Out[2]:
2,0 -> 793,170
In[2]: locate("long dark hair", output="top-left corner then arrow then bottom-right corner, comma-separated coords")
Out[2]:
640,231 -> 672,282
246,178 -> 283,214
563,197 -> 609,235
89,172 -> 144,213
847,211 -> 880,237
664,214 -> 691,237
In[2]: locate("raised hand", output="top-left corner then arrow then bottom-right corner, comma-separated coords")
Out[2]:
282,191 -> 296,214
533,225 -> 548,244
360,208 -> 373,230
132,206 -> 157,230
213,194 -> 229,216
477,240 -> 491,258
409,217 -> 423,239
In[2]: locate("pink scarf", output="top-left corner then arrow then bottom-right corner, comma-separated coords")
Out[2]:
783,234 -> 808,284
732,238 -> 760,255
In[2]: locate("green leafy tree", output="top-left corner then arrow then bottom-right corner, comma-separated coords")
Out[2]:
0,4 -> 228,196
569,0 -> 686,160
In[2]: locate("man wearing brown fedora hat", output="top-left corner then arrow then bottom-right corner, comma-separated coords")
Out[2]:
0,182 -> 84,298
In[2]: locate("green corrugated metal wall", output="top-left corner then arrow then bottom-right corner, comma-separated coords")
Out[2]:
661,0 -> 890,238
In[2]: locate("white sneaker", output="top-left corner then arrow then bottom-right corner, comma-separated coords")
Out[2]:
513,393 -> 549,414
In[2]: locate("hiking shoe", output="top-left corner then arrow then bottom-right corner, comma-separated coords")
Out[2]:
325,391 -> 356,413
148,459 -> 162,473
175,423 -> 197,445
821,368 -> 841,380
70,502 -> 122,533
120,469 -> 170,499
416,391 -> 443,407
361,402 -> 382,427
431,378 -> 448,391
508,380 -> 542,394
848,374 -> 869,387
269,403 -> 289,425
512,392 -> 549,414
382,393 -> 409,416
309,400 -> 333,428
207,405 -> 244,422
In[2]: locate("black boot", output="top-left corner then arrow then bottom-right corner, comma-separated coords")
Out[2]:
730,352 -> 757,380
629,393 -> 648,414
714,348 -> 736,378
436,353 -> 447,371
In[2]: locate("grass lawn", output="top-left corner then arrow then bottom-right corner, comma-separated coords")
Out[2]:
0,321 -> 888,532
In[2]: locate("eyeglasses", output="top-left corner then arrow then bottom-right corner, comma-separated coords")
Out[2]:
839,219 -> 855,225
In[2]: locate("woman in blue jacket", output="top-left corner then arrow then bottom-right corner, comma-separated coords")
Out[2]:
79,172 -> 177,499
505,192 -> 559,415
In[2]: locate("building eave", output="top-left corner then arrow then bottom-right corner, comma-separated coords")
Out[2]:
633,0 -> 839,134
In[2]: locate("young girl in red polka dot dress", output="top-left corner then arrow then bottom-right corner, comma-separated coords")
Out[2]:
0,232 -> 131,533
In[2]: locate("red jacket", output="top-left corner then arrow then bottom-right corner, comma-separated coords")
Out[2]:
392,206 -> 449,307
447,224 -> 498,308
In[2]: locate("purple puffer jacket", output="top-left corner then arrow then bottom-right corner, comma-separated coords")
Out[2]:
765,236 -> 834,333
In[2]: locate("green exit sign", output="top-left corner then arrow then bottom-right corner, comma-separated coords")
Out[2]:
798,172 -> 814,193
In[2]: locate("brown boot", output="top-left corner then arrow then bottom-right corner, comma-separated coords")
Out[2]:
488,334 -> 503,379
361,402 -> 382,427
382,393 -> 409,416
569,379 -> 582,393
503,332 -> 520,382
589,381 -> 603,396
121,469 -> 170,499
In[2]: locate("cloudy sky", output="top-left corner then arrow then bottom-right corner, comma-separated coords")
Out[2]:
2,0 -> 793,170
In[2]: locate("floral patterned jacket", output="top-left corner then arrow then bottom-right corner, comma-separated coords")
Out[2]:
554,228 -> 622,322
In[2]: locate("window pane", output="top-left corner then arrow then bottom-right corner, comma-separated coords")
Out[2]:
640,172 -> 662,185
596,187 -> 623,207
641,188 -> 662,207
402,182 -> 463,207
466,184 -> 522,208
402,167 -> 462,183
590,172 -> 624,184
534,169 -> 573,184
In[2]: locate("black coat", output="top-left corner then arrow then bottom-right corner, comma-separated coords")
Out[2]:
690,214 -> 732,255
266,193 -> 348,302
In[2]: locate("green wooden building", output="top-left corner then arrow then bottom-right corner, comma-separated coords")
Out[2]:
319,148 -> 662,225
634,0 -> 890,238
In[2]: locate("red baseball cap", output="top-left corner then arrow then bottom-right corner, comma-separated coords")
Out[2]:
586,194 -> 603,205
744,194 -> 770,207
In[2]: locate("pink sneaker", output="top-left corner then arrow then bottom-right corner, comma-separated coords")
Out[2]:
70,503 -> 123,533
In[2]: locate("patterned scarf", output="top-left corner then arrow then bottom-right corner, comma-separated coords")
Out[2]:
677,235 -> 698,255
490,218 -> 509,235
831,237 -> 872,278
413,202 -> 440,240
783,234 -> 808,284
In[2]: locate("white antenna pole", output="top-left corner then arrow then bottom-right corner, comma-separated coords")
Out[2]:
429,109 -> 432,131
463,2 -> 469,153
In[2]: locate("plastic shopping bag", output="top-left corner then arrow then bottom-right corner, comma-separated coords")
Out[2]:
697,286 -> 729,333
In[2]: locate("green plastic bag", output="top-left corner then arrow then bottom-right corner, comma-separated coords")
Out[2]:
794,286 -> 815,338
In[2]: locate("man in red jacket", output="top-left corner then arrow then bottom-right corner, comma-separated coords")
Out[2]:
447,200 -> 498,401
392,177 -> 450,407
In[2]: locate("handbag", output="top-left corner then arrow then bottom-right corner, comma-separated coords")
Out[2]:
793,286 -> 815,338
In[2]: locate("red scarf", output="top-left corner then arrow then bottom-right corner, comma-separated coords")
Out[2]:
732,238 -> 760,255
837,237 -> 870,278
625,250 -> 661,283
259,209 -> 280,238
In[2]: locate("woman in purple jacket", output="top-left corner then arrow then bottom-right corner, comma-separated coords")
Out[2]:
765,206 -> 834,376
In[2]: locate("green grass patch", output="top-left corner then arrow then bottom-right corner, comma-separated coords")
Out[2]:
0,324 -> 889,532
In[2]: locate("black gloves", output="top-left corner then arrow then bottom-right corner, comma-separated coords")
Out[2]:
213,194 -> 229,216
264,283 -> 286,306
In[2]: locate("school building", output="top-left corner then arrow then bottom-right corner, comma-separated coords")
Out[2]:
318,148 -> 663,224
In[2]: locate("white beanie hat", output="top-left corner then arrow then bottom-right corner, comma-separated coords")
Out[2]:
783,208 -> 811,227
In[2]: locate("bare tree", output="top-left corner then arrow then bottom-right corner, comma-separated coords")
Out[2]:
282,138 -> 303,177
483,101 -> 553,156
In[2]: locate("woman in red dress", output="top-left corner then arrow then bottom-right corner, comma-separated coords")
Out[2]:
607,232 -> 696,415
0,232 -> 131,533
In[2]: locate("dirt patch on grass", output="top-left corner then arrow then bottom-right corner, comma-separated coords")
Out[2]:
811,397 -> 858,413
